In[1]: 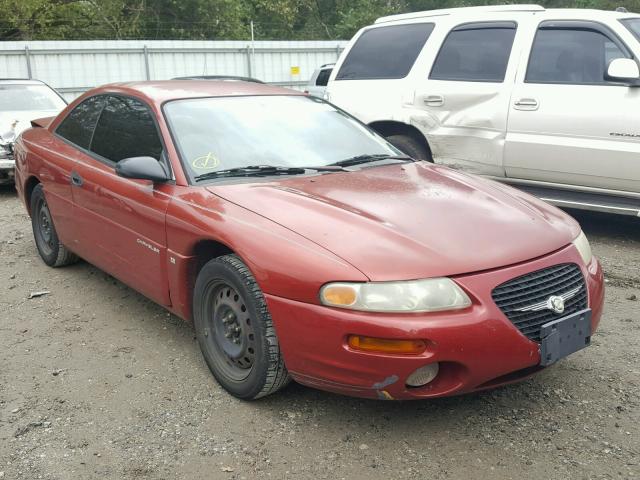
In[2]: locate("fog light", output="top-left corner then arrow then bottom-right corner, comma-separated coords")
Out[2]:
406,363 -> 439,387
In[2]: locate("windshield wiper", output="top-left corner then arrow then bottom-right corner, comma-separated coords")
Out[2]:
194,164 -> 348,182
328,153 -> 415,168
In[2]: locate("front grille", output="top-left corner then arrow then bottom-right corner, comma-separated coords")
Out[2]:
492,263 -> 588,342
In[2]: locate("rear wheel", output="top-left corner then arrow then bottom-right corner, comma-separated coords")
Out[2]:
30,184 -> 79,267
193,254 -> 290,399
386,134 -> 432,162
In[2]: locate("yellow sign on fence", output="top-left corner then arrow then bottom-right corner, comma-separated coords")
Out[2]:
290,66 -> 300,75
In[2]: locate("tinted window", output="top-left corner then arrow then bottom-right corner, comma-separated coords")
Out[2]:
336,23 -> 434,80
90,96 -> 163,163
315,68 -> 332,86
56,96 -> 105,149
621,18 -> 640,42
430,22 -> 517,82
526,24 -> 628,84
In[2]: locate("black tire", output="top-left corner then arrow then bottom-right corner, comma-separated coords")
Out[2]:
193,254 -> 290,399
386,134 -> 432,162
30,184 -> 79,267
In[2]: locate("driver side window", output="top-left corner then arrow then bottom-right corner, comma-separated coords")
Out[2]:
90,95 -> 163,163
526,22 -> 630,85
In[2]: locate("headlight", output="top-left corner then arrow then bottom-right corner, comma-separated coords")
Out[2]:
572,230 -> 593,265
320,278 -> 471,313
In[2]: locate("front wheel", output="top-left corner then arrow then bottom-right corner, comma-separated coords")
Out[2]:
193,254 -> 290,399
30,184 -> 79,267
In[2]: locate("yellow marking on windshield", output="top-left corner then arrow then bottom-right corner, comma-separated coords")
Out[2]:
192,152 -> 220,170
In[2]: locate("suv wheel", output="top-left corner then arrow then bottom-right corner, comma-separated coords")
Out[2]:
386,134 -> 432,161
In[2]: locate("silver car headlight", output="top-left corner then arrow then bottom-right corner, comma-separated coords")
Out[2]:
320,278 -> 471,313
572,230 -> 593,265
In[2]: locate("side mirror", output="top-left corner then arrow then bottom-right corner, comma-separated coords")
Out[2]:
116,156 -> 170,183
606,58 -> 640,86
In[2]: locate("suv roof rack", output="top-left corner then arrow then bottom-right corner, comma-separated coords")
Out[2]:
375,4 -> 545,24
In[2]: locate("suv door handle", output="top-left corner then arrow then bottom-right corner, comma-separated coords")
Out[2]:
424,95 -> 444,107
70,171 -> 83,187
513,98 -> 539,111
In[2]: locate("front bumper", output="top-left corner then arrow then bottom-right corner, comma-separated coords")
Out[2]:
266,245 -> 604,400
0,157 -> 15,184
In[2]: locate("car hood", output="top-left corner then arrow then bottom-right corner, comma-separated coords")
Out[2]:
0,110 -> 60,141
208,163 -> 580,281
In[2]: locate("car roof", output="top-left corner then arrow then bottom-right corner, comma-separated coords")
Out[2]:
86,80 -> 305,106
375,5 -> 638,24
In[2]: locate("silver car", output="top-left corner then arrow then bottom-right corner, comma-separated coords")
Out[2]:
1,79 -> 67,184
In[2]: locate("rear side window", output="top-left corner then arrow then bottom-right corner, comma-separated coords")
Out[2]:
430,22 -> 517,82
56,95 -> 105,149
90,95 -> 163,163
315,68 -> 332,86
526,22 -> 630,85
336,23 -> 434,80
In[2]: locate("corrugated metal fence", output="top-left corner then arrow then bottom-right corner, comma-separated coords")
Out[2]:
0,40 -> 348,101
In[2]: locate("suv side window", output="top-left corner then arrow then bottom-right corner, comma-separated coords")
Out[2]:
430,22 -> 517,82
526,21 -> 630,85
55,95 -> 105,149
90,95 -> 163,163
315,68 -> 332,86
336,23 -> 434,80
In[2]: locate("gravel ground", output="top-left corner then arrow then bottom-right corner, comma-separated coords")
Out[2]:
0,183 -> 638,480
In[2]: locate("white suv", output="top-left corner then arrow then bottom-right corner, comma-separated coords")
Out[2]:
326,5 -> 640,216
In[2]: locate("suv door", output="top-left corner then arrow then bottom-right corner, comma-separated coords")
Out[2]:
69,94 -> 172,305
413,21 -> 521,176
505,20 -> 640,193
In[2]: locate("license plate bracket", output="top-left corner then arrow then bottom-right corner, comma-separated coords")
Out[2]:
539,309 -> 592,366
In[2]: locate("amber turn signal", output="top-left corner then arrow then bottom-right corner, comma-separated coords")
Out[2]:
347,335 -> 427,355
321,284 -> 357,306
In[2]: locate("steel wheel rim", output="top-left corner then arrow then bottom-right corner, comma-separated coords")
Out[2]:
35,198 -> 54,256
204,281 -> 256,381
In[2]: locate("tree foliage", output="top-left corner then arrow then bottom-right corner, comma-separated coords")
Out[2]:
0,0 -> 637,41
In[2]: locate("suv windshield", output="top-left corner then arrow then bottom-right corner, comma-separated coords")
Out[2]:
164,95 -> 400,182
621,18 -> 640,41
0,84 -> 66,112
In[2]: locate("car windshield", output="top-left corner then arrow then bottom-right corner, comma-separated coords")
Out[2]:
163,95 -> 400,182
621,18 -> 640,42
0,84 -> 66,112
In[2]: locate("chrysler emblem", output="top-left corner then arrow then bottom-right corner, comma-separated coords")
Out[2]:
516,286 -> 580,314
547,295 -> 565,314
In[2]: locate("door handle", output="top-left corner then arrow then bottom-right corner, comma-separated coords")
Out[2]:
513,98 -> 539,110
424,95 -> 444,107
70,171 -> 83,187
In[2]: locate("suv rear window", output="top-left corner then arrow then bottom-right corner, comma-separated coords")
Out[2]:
336,23 -> 434,80
430,22 -> 517,82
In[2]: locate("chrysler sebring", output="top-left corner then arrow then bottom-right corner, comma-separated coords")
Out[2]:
14,81 -> 604,400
